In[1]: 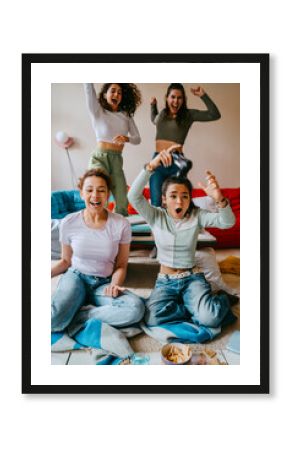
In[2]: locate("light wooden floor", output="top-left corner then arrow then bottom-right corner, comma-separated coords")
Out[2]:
52,348 -> 240,365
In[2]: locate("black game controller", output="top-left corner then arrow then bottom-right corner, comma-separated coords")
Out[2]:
172,151 -> 193,177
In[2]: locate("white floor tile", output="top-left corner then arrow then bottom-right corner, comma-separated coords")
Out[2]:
51,352 -> 70,365
222,349 -> 240,365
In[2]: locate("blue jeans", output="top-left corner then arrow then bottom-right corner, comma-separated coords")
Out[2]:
145,272 -> 230,327
149,152 -> 179,206
51,268 -> 145,332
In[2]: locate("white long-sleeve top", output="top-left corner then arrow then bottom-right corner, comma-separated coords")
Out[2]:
84,83 -> 141,145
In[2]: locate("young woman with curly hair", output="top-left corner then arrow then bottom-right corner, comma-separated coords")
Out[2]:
84,83 -> 142,216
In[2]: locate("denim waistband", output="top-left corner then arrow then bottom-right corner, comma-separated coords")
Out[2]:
69,267 -> 111,281
158,267 -> 199,280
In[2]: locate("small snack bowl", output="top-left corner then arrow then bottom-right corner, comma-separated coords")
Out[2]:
161,343 -> 192,365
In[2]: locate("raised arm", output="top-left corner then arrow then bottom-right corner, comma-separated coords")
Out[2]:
197,171 -> 235,229
128,147 -> 178,225
189,87 -> 221,122
83,83 -> 100,117
128,169 -> 158,226
150,97 -> 159,124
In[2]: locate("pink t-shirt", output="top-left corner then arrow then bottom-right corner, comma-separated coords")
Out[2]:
60,210 -> 131,277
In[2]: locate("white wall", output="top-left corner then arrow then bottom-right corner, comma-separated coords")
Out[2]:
51,83 -> 239,191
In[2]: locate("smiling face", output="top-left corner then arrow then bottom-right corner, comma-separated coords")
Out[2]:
104,83 -> 122,111
162,183 -> 191,219
81,176 -> 110,213
166,89 -> 184,116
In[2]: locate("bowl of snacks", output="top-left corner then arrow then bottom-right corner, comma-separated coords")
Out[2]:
161,343 -> 192,365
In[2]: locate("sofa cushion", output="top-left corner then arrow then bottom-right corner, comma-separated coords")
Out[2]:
204,188 -> 240,248
128,187 -> 151,215
51,190 -> 85,219
51,219 -> 62,259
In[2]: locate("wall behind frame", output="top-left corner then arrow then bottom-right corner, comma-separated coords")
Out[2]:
51,83 -> 240,191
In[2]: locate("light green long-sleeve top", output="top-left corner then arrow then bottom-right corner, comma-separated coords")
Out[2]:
128,169 -> 236,269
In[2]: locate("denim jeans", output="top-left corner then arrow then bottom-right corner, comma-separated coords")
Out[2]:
145,272 -> 230,327
149,152 -> 179,206
51,268 -> 145,332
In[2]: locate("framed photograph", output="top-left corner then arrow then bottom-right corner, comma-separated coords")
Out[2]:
22,53 -> 269,394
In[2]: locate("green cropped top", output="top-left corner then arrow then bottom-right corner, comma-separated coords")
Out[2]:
151,93 -> 221,145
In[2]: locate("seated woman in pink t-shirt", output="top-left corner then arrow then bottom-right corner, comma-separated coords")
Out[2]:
51,168 -> 144,332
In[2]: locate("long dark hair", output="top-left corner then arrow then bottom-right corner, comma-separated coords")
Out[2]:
161,176 -> 196,216
98,83 -> 142,116
164,83 -> 188,125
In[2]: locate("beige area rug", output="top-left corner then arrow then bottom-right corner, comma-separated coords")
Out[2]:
125,254 -> 240,354
51,250 -> 240,355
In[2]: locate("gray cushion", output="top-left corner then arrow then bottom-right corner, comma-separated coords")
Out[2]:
51,219 -> 62,260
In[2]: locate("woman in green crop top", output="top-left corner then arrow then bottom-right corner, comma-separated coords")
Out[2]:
150,83 -> 221,207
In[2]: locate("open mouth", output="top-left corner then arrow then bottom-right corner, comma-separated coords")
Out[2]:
111,99 -> 118,104
90,201 -> 102,207
175,207 -> 182,214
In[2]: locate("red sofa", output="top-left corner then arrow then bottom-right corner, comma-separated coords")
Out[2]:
189,188 -> 240,249
108,187 -> 240,249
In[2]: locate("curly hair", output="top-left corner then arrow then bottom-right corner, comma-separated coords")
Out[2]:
161,176 -> 196,216
78,168 -> 112,192
164,83 -> 188,125
98,83 -> 142,116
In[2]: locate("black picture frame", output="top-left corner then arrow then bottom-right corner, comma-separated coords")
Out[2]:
22,53 -> 269,394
